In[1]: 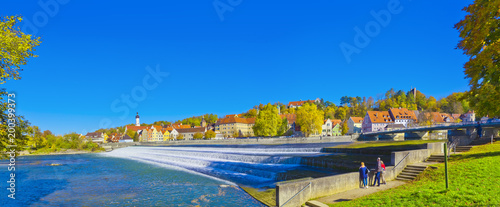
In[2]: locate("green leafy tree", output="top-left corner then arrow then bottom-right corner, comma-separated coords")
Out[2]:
0,16 -> 41,159
0,16 -> 41,83
126,130 -> 138,142
253,103 -> 281,136
335,106 -> 348,120
177,134 -> 184,140
205,130 -> 216,139
324,106 -> 336,119
341,121 -> 349,135
193,132 -> 204,139
232,129 -> 240,138
455,0 -> 500,117
244,109 -> 258,118
277,118 -> 289,136
296,102 -> 324,137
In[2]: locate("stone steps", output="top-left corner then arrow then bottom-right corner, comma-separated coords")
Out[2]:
426,155 -> 445,162
396,164 -> 427,181
454,146 -> 473,152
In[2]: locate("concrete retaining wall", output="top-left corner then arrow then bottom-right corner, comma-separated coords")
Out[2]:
276,142 -> 444,207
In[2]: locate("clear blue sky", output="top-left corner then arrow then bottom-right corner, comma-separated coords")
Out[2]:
2,0 -> 472,135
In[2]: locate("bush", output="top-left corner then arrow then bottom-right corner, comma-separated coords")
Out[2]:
193,132 -> 204,139
205,130 -> 216,139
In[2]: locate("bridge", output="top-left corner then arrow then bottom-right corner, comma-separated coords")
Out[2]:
360,121 -> 500,141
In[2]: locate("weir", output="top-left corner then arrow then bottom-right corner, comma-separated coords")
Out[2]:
103,143 -> 347,188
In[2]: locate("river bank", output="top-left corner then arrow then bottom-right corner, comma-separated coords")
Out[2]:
18,149 -> 103,156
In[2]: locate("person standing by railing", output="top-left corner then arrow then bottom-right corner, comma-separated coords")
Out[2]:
373,157 -> 382,187
359,162 -> 369,189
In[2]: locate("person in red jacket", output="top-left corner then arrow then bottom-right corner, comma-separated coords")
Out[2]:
381,161 -> 386,185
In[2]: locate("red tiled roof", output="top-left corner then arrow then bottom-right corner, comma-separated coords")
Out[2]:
331,119 -> 342,126
217,117 -> 255,124
367,111 -> 394,123
176,127 -> 206,133
350,117 -> 363,123
426,112 -> 455,123
287,100 -> 315,107
126,126 -> 149,131
280,114 -> 296,124
225,114 -> 243,118
389,108 -> 417,121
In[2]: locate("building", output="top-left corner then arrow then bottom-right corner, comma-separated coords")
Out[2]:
162,129 -> 171,141
321,119 -> 342,136
119,134 -> 134,143
287,98 -> 320,108
388,108 -> 417,127
362,111 -> 394,133
347,117 -> 363,134
176,127 -> 207,139
420,112 -> 457,125
136,112 -> 140,126
108,133 -> 121,143
169,128 -> 179,139
215,117 -> 256,137
85,132 -> 105,143
385,124 -> 406,131
280,113 -> 297,134
462,110 -> 476,123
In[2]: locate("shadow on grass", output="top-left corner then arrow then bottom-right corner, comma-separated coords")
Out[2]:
450,151 -> 500,162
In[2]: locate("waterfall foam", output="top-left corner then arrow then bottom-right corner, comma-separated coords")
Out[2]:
102,143 -> 347,187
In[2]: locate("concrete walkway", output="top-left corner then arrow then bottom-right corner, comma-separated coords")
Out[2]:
315,161 -> 442,205
315,180 -> 406,204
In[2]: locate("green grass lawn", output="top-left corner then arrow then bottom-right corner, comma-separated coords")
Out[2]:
329,141 -> 500,206
331,140 -> 443,149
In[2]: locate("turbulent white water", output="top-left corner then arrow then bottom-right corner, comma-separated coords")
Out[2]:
103,143 -> 346,187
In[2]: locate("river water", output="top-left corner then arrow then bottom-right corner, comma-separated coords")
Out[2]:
0,142 -> 347,206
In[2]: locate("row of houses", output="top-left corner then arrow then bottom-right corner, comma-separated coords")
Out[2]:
361,108 -> 478,133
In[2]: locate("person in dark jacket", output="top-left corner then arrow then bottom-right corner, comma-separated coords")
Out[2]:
359,162 -> 370,188
373,157 -> 382,186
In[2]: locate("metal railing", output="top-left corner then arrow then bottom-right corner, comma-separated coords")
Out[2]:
280,182 -> 311,207
447,137 -> 461,157
393,152 -> 410,172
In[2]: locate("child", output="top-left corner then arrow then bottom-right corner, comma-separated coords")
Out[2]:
359,162 -> 370,188
381,160 -> 386,185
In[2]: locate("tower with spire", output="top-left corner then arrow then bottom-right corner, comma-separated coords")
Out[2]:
135,112 -> 140,126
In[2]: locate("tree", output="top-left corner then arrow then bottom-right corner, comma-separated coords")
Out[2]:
205,130 -> 216,139
232,129 -> 240,138
177,134 -> 184,140
296,102 -> 324,137
0,16 -> 41,159
126,130 -> 138,142
324,106 -> 336,119
341,121 -> 349,135
277,118 -> 289,136
455,0 -> 500,117
203,113 -> 218,124
193,132 -> 204,139
253,103 -> 281,136
334,106 -> 348,120
244,109 -> 258,118
0,16 -> 41,83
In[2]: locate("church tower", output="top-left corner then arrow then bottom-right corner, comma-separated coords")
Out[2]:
135,112 -> 140,126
